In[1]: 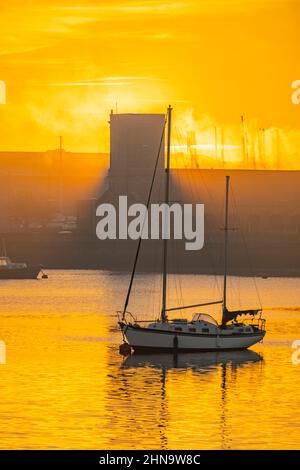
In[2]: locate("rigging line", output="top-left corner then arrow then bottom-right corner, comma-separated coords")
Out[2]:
155,168 -> 165,319
165,300 -> 223,312
182,141 -> 222,295
122,119 -> 167,320
196,173 -> 223,293
152,169 -> 165,319
176,125 -> 222,306
174,243 -> 185,314
164,119 -> 185,317
148,171 -> 164,319
168,146 -> 179,311
230,183 -> 260,305
168,213 -> 184,314
172,125 -> 192,312
173,272 -> 181,316
181,128 -> 223,311
230,182 -> 263,309
176,126 -> 219,280
173,245 -> 184,317
223,184 -> 242,310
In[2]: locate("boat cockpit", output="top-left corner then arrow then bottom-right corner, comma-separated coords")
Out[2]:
191,313 -> 219,326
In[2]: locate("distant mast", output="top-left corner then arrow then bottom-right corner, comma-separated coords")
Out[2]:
240,115 -> 248,167
161,105 -> 172,322
59,135 -> 63,215
1,238 -> 7,257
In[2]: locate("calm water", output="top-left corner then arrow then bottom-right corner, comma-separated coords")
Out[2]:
0,270 -> 299,449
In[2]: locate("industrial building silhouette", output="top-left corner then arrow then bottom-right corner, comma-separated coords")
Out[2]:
0,113 -> 299,275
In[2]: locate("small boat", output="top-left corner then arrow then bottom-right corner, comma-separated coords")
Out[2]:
0,256 -> 42,279
0,239 -> 43,280
118,106 -> 266,353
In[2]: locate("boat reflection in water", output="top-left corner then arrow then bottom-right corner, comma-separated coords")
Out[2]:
122,349 -> 263,371
117,349 -> 263,449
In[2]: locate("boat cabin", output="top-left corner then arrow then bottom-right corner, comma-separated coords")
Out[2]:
148,313 -> 219,334
0,256 -> 13,268
0,256 -> 27,269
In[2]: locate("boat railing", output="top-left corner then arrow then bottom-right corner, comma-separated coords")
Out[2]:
116,310 -> 137,323
251,315 -> 266,331
258,317 -> 266,331
116,311 -> 159,326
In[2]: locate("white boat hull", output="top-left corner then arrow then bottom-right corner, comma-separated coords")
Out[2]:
122,324 -> 265,352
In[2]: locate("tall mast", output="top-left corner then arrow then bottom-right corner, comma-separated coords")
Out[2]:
161,105 -> 172,322
222,175 -> 230,322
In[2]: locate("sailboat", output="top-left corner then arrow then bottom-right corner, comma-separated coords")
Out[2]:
0,238 -> 44,280
118,106 -> 266,353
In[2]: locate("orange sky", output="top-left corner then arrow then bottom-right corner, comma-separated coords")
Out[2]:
0,0 -> 299,158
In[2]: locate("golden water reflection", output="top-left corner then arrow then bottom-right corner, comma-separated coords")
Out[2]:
0,271 -> 299,449
105,350 -> 264,450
